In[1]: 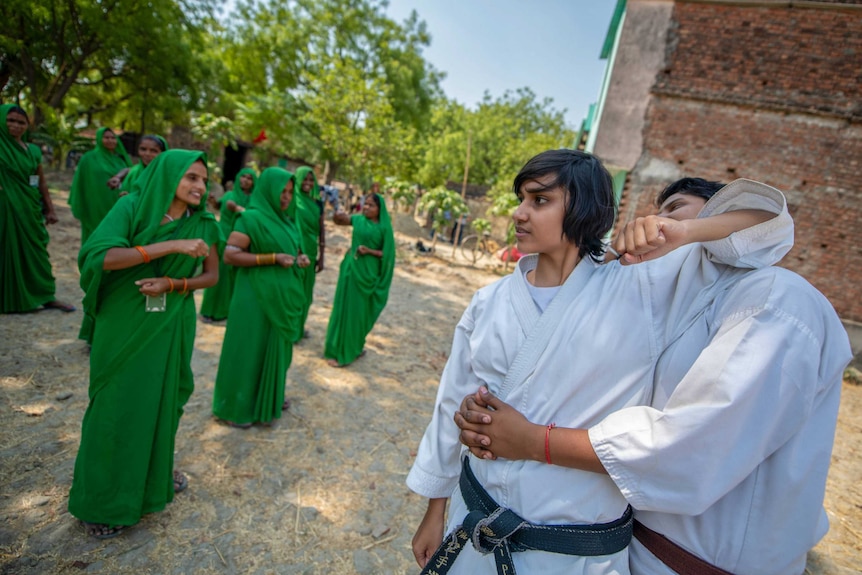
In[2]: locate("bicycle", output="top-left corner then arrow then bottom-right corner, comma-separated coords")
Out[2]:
460,231 -> 493,264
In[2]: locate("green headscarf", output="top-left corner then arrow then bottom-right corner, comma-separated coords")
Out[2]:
69,127 -> 133,241
293,165 -> 322,261
121,134 -> 169,194
235,167 -> 305,341
219,167 -> 257,236
79,149 -> 218,327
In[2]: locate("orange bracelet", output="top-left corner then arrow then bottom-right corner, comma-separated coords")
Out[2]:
545,423 -> 556,464
255,254 -> 262,266
182,277 -> 188,294
165,277 -> 174,293
135,246 -> 151,263
269,253 -> 277,265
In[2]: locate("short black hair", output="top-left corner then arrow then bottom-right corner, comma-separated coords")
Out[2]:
513,149 -> 615,262
656,177 -> 724,207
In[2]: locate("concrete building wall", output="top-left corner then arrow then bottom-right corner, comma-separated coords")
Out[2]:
592,0 -> 674,170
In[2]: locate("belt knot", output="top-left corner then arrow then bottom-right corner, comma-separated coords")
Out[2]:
462,507 -> 529,555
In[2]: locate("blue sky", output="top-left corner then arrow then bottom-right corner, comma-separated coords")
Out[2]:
384,1 -> 618,128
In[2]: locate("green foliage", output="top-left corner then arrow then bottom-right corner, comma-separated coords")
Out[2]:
417,187 -> 469,236
471,218 -> 492,236
389,180 -> 419,210
190,113 -> 237,181
0,0 -> 219,130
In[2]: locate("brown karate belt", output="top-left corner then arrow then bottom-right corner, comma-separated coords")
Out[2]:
633,519 -> 735,575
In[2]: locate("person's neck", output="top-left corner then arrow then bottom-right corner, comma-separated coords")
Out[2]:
166,198 -> 188,220
529,247 -> 581,287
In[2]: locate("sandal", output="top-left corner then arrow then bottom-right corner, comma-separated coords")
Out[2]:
81,521 -> 126,540
225,420 -> 252,429
42,301 -> 76,313
173,471 -> 188,494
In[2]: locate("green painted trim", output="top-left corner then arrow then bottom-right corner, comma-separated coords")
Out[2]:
601,0 -> 628,59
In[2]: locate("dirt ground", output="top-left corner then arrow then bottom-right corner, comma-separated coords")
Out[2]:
0,174 -> 860,574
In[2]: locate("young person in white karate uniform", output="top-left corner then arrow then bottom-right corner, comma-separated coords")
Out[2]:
408,150 -> 796,575
455,176 -> 852,575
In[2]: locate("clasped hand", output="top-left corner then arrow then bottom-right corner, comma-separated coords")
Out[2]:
453,387 -> 538,462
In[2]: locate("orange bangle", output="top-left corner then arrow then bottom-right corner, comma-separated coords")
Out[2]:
165,277 -> 174,293
269,253 -> 277,265
135,246 -> 151,263
255,254 -> 262,266
182,278 -> 188,294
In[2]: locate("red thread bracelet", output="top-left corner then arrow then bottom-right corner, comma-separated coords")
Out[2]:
545,423 -> 556,464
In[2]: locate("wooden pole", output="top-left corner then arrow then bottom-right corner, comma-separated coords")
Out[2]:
452,132 -> 472,257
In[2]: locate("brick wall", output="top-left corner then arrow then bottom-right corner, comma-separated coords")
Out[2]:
619,2 -> 862,320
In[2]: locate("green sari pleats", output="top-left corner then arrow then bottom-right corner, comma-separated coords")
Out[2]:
69,127 -> 131,244
69,150 -> 219,526
294,166 -> 321,335
0,105 -> 56,312
213,168 -> 305,425
324,194 -> 395,365
200,169 -> 256,320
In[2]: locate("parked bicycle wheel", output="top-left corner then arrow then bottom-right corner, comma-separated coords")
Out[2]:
460,235 -> 482,264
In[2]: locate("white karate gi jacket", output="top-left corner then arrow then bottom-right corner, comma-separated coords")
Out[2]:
408,181 -> 794,574
590,267 -> 852,575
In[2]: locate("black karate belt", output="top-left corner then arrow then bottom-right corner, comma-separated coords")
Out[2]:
420,456 -> 634,575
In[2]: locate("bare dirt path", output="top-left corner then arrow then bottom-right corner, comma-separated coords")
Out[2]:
0,177 -> 858,574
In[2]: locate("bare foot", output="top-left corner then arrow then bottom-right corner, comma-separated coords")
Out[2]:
173,470 -> 188,493
326,358 -> 343,368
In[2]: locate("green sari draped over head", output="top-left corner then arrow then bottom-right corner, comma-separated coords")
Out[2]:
120,135 -> 169,195
324,193 -> 395,366
213,167 -> 306,425
0,104 -> 56,312
294,165 -> 322,336
69,127 -> 131,244
200,167 -> 257,320
69,149 -> 220,527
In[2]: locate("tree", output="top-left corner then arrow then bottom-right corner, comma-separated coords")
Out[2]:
0,0 -> 219,129
417,186 -> 468,251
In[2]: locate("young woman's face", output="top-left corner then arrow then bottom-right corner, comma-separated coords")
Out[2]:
281,179 -> 295,210
174,161 -> 208,207
513,173 -> 568,255
239,173 -> 254,192
5,111 -> 28,140
301,172 -> 314,193
657,192 -> 707,221
102,130 -> 118,151
137,139 -> 162,166
362,194 -> 380,220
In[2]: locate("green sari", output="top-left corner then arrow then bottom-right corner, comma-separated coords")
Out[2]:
324,194 -> 395,365
294,166 -> 322,337
69,127 -> 131,244
120,135 -> 169,195
200,167 -> 257,320
213,167 -> 305,425
0,104 -> 56,312
68,150 -> 219,527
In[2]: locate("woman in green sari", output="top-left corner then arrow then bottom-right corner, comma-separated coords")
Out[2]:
0,104 -> 75,313
212,167 -> 309,426
69,149 -> 220,539
294,166 -> 325,339
200,167 -> 257,322
69,127 -> 131,244
324,192 -> 395,367
108,134 -> 169,195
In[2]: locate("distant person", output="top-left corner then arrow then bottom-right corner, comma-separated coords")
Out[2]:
213,168 -> 309,426
69,127 -> 131,244
108,134 -> 169,195
324,191 -> 395,367
0,104 -> 75,313
69,149 -> 220,539
294,166 -> 325,339
200,168 -> 257,322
